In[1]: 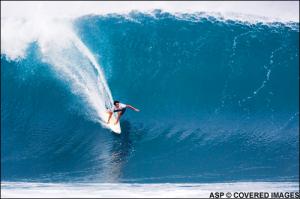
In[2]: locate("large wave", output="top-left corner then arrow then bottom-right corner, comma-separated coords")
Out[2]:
1,11 -> 299,183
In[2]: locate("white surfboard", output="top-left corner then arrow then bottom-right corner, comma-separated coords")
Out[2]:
104,112 -> 121,134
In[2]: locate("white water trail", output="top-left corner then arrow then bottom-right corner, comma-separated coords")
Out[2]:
1,16 -> 115,129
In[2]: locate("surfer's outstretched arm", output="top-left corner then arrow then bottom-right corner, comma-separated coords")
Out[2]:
126,104 -> 140,112
107,111 -> 113,124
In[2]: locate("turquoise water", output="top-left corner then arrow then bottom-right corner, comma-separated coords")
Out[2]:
1,11 -> 299,183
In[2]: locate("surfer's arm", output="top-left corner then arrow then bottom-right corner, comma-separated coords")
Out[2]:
107,111 -> 113,123
126,104 -> 140,112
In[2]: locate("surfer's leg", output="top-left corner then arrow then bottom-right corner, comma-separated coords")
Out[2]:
120,108 -> 126,115
115,111 -> 122,124
107,111 -> 113,124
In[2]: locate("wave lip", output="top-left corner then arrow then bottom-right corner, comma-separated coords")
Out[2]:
2,1 -> 299,22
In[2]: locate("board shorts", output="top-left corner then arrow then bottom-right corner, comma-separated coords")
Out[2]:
114,108 -> 126,115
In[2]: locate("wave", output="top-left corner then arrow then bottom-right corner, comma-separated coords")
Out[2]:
1,11 -> 299,183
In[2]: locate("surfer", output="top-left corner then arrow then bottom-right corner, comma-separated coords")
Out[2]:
107,100 -> 140,125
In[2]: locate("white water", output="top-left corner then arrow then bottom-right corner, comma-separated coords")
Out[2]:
1,181 -> 299,198
1,15 -> 116,130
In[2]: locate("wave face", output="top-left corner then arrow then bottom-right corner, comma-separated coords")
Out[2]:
1,11 -> 299,183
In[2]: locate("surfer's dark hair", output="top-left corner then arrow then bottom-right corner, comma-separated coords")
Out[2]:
114,100 -> 120,105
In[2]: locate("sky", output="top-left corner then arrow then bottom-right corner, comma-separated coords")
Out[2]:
1,1 -> 299,22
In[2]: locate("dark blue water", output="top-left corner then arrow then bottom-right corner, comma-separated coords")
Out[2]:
1,11 -> 299,183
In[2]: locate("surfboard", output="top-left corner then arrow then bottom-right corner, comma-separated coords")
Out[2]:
105,112 -> 121,134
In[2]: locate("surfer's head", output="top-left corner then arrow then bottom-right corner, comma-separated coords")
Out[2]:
114,100 -> 120,106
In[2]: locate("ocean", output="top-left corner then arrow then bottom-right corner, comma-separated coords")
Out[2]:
1,10 -> 299,197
